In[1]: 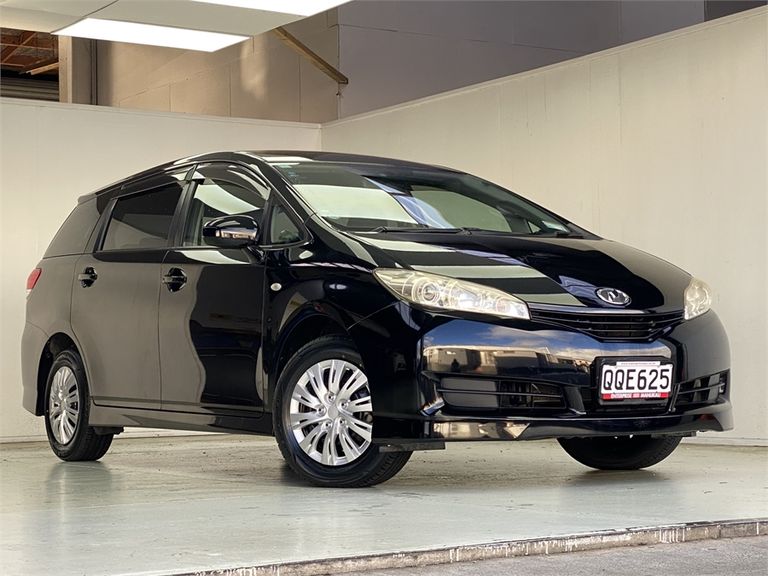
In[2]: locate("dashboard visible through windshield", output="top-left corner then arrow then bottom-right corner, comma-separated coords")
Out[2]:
271,161 -> 576,236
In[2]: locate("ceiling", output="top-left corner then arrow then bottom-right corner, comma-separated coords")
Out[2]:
0,0 -> 323,36
0,27 -> 56,73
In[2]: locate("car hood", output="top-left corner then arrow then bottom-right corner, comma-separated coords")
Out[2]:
347,232 -> 690,312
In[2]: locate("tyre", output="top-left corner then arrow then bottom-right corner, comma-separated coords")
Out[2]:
557,435 -> 682,470
44,349 -> 113,461
273,336 -> 411,487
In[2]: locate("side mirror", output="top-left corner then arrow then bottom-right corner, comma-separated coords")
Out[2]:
202,215 -> 259,248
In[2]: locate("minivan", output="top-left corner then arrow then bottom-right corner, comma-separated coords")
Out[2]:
22,151 -> 732,487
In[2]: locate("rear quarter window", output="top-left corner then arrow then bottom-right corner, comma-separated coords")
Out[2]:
44,198 -> 101,258
101,185 -> 182,251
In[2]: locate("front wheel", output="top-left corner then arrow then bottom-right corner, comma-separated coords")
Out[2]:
273,336 -> 411,487
44,349 -> 113,461
558,435 -> 682,470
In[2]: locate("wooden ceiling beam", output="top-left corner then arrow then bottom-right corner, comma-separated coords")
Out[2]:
1,31 -> 38,64
2,57 -> 46,67
273,26 -> 348,85
1,34 -> 56,50
22,57 -> 59,75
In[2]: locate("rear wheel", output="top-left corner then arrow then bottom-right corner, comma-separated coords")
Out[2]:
558,435 -> 682,470
44,349 -> 113,461
273,336 -> 411,487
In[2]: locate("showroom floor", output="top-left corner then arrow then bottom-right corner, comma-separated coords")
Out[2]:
342,537 -> 768,576
1,436 -> 766,576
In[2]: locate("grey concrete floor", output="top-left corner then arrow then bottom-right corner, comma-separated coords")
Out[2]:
0,435 -> 766,576
344,537 -> 768,576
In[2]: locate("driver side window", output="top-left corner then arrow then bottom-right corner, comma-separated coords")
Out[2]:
183,165 -> 270,247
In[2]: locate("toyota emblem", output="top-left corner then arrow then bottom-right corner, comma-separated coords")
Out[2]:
596,287 -> 631,306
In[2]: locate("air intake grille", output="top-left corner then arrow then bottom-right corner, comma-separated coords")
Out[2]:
438,377 -> 566,415
529,309 -> 684,341
675,372 -> 727,408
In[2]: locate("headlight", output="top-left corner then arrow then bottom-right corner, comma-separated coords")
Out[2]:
374,268 -> 530,320
684,277 -> 712,320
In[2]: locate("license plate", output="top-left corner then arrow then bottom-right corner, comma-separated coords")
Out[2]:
599,360 -> 673,401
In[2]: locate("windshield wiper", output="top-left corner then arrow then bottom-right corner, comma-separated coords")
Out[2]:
363,226 -> 583,237
366,226 -> 465,233
531,230 -> 584,238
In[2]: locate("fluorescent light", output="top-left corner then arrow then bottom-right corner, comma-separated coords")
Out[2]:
54,18 -> 248,52
191,0 -> 349,17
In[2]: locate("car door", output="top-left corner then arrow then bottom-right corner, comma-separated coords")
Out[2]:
158,163 -> 270,414
71,171 -> 188,409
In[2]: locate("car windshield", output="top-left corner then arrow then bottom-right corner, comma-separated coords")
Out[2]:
271,161 -> 573,235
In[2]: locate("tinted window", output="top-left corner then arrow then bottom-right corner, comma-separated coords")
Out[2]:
268,203 -> 302,245
272,162 -> 572,235
45,198 -> 101,257
183,165 -> 269,246
102,185 -> 182,251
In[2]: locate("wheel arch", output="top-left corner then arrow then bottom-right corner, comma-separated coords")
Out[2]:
35,332 -> 81,416
267,305 -> 352,408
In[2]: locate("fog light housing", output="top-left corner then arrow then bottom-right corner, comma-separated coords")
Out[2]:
717,373 -> 728,395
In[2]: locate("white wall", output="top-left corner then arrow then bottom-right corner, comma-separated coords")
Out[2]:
87,1 -> 708,122
0,99 -> 321,442
336,0 -> 705,117
324,8 -> 768,443
96,11 -> 339,123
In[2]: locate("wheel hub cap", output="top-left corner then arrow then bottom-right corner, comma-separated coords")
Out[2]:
289,359 -> 373,467
48,366 -> 79,445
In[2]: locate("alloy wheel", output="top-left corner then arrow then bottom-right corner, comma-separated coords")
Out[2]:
288,359 -> 373,466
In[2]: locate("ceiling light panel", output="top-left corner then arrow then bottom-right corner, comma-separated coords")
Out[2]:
54,18 -> 248,51
191,1 -> 349,17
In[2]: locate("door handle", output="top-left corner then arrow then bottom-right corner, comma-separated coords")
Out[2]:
77,267 -> 98,287
162,267 -> 187,292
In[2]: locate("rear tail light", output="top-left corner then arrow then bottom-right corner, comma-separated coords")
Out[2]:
26,268 -> 42,296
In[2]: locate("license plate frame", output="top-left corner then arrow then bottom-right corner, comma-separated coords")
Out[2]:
596,357 -> 675,404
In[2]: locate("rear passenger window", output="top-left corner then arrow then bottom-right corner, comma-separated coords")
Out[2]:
45,198 -> 102,257
101,185 -> 182,251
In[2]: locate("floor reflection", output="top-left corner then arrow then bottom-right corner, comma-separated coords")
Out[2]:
0,436 -> 763,576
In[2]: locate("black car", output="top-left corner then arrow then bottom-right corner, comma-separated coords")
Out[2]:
22,151 -> 732,487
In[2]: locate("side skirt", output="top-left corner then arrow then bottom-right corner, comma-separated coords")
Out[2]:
88,402 -> 274,436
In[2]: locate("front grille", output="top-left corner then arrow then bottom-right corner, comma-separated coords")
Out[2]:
438,377 -> 566,415
529,309 -> 684,341
431,370 -> 726,418
675,372 -> 727,408
579,371 -> 727,414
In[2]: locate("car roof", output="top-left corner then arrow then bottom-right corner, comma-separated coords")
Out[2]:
78,150 -> 457,203
250,150 -> 456,170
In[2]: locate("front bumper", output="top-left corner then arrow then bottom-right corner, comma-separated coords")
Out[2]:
430,403 -> 732,441
349,303 -> 733,444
